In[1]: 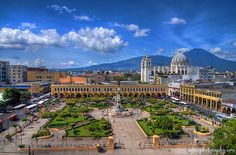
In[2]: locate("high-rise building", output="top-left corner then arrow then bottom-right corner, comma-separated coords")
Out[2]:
10,65 -> 27,84
0,61 -> 10,84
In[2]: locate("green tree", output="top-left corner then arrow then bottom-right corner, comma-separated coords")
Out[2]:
112,76 -> 126,83
211,119 -> 236,155
131,73 -> 140,81
66,99 -> 77,106
12,124 -> 18,131
2,88 -> 21,106
153,116 -> 174,130
0,100 -> 7,112
20,91 -> 31,103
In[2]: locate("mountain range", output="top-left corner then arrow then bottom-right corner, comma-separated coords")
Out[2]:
63,48 -> 236,72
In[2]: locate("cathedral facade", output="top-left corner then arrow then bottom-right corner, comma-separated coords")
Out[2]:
141,52 -> 199,83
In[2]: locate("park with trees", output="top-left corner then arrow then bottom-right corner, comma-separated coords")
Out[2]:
137,100 -> 198,138
41,98 -> 112,138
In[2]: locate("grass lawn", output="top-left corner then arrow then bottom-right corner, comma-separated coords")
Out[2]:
166,115 -> 192,126
88,102 -> 111,109
66,119 -> 112,137
46,105 -> 91,128
47,115 -> 88,128
137,119 -> 183,137
137,119 -> 153,136
123,103 -> 141,108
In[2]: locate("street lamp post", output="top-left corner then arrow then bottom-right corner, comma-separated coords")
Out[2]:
21,133 -> 23,145
8,120 -> 10,135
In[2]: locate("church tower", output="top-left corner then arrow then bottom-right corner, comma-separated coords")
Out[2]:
141,56 -> 152,83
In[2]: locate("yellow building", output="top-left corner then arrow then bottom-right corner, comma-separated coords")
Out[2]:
27,71 -> 67,83
51,84 -> 168,98
0,82 -> 50,97
180,84 -> 223,112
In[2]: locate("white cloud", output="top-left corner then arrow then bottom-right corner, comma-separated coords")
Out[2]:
0,57 -> 29,66
61,60 -> 78,67
115,23 -> 150,37
233,41 -> 236,48
18,22 -> 37,29
33,58 -> 45,67
175,48 -> 190,53
0,28 -> 66,50
0,27 -> 127,53
156,48 -> 164,55
166,17 -> 187,25
210,47 -> 222,54
83,60 -> 97,67
64,27 -> 127,52
48,4 -> 76,14
73,15 -> 93,21
210,47 -> 236,60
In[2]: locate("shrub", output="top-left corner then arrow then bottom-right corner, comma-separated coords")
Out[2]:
48,122 -> 66,128
195,125 -> 209,133
18,144 -> 25,148
5,134 -> 12,140
55,118 -> 64,121
41,112 -> 56,118
32,129 -> 50,138
22,118 -> 28,122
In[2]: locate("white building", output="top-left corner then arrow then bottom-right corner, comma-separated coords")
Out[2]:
0,61 -> 10,84
141,56 -> 152,83
141,52 -> 212,83
153,66 -> 170,74
170,52 -> 189,75
10,65 -> 27,84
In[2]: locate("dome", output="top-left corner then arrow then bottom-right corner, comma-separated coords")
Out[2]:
171,52 -> 188,64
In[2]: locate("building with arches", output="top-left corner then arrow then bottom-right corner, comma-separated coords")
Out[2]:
180,83 -> 236,114
141,52 -> 191,83
141,51 -> 212,83
51,84 -> 168,99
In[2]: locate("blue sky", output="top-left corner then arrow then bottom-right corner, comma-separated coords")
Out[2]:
0,0 -> 236,68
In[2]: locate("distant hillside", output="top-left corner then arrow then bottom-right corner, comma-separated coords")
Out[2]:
64,48 -> 236,72
184,48 -> 236,72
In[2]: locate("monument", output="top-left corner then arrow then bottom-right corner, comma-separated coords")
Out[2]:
109,85 -> 132,116
113,87 -> 125,113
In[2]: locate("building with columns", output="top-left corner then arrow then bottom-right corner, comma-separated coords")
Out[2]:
180,83 -> 236,114
170,52 -> 189,75
140,52 -> 212,83
51,83 -> 168,99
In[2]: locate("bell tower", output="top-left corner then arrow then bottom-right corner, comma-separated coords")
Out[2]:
141,56 -> 151,83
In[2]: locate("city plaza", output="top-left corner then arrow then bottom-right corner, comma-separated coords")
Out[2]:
0,52 -> 235,155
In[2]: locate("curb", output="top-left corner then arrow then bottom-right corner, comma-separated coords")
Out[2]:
136,121 -> 148,138
193,130 -> 211,136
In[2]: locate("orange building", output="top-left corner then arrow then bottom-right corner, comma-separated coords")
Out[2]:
59,76 -> 87,84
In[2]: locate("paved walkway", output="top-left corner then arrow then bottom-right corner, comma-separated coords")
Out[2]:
111,117 -> 151,149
